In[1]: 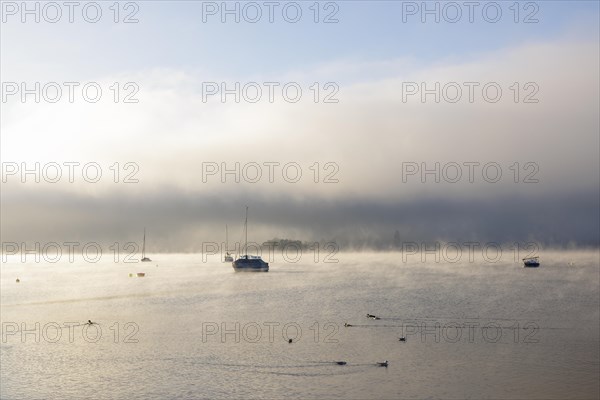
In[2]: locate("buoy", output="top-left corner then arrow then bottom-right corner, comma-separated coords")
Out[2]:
288,338 -> 293,343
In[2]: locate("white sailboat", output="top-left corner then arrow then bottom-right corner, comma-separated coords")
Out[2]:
224,224 -> 234,262
232,206 -> 268,272
141,228 -> 152,262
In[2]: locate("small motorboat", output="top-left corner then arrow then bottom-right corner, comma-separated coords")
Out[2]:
376,361 -> 388,367
523,257 -> 540,267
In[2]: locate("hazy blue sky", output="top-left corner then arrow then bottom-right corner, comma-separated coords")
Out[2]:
1,1 -> 599,249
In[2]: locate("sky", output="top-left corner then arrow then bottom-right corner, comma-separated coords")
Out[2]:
1,1 -> 599,251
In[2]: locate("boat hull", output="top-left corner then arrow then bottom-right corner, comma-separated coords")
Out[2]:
233,258 -> 269,272
523,262 -> 540,267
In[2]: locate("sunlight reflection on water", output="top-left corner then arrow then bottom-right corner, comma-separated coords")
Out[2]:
1,250 -> 598,399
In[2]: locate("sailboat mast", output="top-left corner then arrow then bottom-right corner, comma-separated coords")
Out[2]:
142,228 -> 146,258
244,206 -> 248,256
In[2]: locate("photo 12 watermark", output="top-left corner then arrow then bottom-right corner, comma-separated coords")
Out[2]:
2,241 -> 146,264
1,2 -> 140,24
400,81 -> 539,104
2,321 -> 139,344
400,1 -> 539,24
2,162 -> 140,184
200,321 -> 340,344
200,1 -> 340,24
396,320 -> 540,344
397,241 -> 540,263
1,82 -> 140,104
200,81 -> 339,104
401,162 -> 540,184
202,240 -> 340,264
202,161 -> 340,184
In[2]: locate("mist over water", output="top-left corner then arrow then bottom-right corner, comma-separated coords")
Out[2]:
1,250 -> 598,399
2,1 -> 599,399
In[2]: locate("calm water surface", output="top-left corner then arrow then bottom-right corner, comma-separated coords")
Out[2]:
1,251 -> 599,399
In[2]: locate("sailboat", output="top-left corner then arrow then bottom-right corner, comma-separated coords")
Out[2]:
224,224 -> 234,262
141,228 -> 152,262
232,206 -> 269,272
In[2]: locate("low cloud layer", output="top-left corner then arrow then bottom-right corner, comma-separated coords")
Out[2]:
2,185 -> 598,250
2,35 -> 598,249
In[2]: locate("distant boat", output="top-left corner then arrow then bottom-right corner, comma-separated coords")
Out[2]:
523,256 -> 540,267
137,272 -> 146,277
141,228 -> 152,262
233,206 -> 269,272
224,224 -> 234,262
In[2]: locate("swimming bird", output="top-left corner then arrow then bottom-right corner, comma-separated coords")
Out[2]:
15,278 -> 20,283
377,360 -> 388,367
344,323 -> 353,327
399,336 -> 406,342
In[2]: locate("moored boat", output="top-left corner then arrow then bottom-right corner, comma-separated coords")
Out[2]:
523,256 -> 540,267
141,228 -> 152,262
233,206 -> 268,272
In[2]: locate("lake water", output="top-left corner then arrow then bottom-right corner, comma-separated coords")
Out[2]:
1,250 -> 599,399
